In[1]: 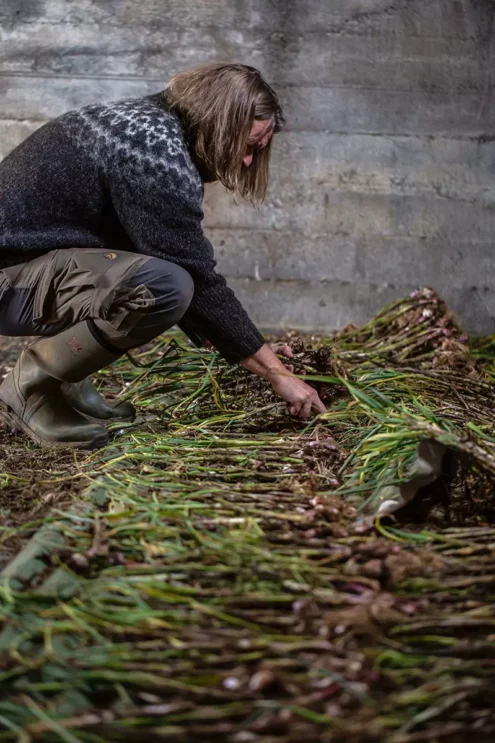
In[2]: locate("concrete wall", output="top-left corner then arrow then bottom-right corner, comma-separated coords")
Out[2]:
1,0 -> 495,334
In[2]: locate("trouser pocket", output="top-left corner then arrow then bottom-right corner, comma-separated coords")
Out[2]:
48,249 -> 154,333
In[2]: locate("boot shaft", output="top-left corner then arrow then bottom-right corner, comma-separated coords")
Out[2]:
0,320 -> 117,449
30,321 -> 121,383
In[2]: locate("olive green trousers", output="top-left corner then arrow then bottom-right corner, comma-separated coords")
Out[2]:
0,248 -> 194,349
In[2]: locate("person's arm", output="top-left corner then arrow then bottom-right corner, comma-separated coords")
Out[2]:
241,343 -> 327,418
107,161 -> 265,362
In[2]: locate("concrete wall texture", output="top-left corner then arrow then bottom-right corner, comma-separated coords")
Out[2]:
1,0 -> 495,335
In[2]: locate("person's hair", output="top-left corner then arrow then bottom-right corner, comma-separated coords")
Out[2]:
165,63 -> 285,204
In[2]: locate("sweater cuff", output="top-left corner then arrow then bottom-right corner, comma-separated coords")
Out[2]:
221,333 -> 265,364
179,316 -> 265,363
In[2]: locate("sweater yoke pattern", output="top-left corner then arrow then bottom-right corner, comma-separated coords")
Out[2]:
63,96 -> 203,202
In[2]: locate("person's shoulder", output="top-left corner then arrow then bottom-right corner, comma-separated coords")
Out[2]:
61,94 -> 202,198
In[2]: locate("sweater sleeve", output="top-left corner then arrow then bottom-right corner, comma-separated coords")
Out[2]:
107,159 -> 265,363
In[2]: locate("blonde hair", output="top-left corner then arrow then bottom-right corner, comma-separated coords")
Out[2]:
166,63 -> 285,204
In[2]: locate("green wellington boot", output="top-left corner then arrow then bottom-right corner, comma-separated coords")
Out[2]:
61,379 -> 136,422
0,321 -> 123,449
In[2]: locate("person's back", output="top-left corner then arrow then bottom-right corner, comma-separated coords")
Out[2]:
0,94 -> 202,268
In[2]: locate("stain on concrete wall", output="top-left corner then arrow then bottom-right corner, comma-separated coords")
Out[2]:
0,0 -> 494,334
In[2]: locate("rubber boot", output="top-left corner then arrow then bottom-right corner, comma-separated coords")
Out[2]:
61,379 -> 136,422
0,321 -> 121,449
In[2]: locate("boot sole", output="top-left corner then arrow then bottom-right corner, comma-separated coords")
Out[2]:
0,401 -> 110,450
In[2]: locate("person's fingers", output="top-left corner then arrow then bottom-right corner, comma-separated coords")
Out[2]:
289,394 -> 311,419
311,395 -> 327,414
299,397 -> 313,418
288,402 -> 301,417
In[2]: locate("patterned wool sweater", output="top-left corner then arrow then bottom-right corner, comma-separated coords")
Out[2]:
0,93 -> 265,362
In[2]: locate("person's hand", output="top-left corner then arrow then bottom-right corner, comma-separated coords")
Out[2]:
241,343 -> 324,418
267,369 -> 326,419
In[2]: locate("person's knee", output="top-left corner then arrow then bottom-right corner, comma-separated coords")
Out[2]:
97,257 -> 195,349
145,259 -> 194,325
112,258 -> 194,346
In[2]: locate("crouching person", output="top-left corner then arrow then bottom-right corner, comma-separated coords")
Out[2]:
0,63 -> 326,449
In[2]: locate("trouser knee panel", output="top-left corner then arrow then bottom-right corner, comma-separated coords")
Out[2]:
105,257 -> 194,348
